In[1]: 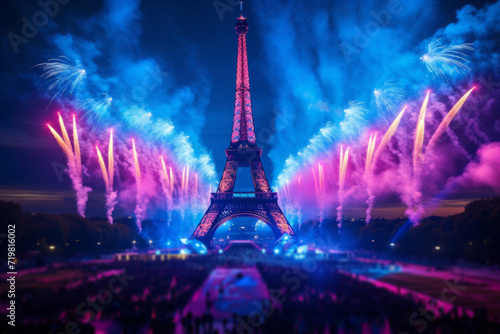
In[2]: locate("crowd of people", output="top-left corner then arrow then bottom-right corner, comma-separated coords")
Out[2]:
12,259 -> 213,334
257,262 -> 500,334
6,255 -> 500,334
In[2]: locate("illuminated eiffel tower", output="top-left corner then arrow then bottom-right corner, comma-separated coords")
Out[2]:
191,3 -> 294,247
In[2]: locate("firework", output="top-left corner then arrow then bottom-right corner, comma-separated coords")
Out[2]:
35,56 -> 86,102
160,156 -> 174,211
132,139 -> 144,232
339,146 -> 344,186
340,101 -> 368,140
372,106 -> 407,169
108,130 -> 114,190
160,156 -> 169,184
427,87 -> 475,153
318,163 -> 326,223
124,108 -> 153,131
47,115 -> 90,217
195,173 -> 198,198
364,134 -> 377,224
47,124 -> 71,158
421,40 -> 474,79
365,133 -> 377,176
312,168 -> 319,198
96,146 -> 110,190
364,107 -> 407,224
337,146 -> 349,228
408,92 -> 431,225
185,166 -> 190,195
83,94 -> 112,121
160,156 -> 172,196
152,119 -> 175,139
413,91 -> 430,171
132,139 -> 141,183
288,181 -> 293,202
73,115 -> 82,175
169,167 -> 174,196
95,131 -> 116,224
181,167 -> 186,195
318,163 -> 325,194
373,81 -> 406,114
340,148 -> 349,187
59,113 -> 73,158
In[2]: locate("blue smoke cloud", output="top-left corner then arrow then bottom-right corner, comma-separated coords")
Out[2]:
36,0 -> 216,182
252,0 -> 500,188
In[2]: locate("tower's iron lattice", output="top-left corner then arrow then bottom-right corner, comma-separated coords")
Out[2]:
191,9 -> 294,247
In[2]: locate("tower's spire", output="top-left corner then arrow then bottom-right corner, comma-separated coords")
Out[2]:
231,2 -> 256,146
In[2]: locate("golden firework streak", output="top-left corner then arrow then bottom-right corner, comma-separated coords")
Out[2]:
108,130 -> 114,190
413,91 -> 430,169
372,106 -> 407,170
427,87 -> 475,153
132,139 -> 141,183
96,146 -> 109,191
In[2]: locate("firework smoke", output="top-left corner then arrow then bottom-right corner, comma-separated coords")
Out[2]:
406,92 -> 431,224
47,115 -> 91,216
160,156 -> 174,211
96,146 -> 109,190
95,130 -> 117,224
108,130 -> 114,190
72,116 -> 82,175
365,133 -> 377,176
185,166 -> 190,197
372,107 -> 407,169
413,91 -> 430,173
132,139 -> 144,231
364,107 -> 407,223
427,87 -> 476,153
336,146 -> 349,229
195,173 -> 198,198
169,167 -> 175,196
364,134 -> 377,224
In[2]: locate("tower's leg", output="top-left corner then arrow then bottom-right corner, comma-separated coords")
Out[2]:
192,203 -> 222,246
250,160 -> 271,192
264,204 -> 295,236
217,161 -> 238,192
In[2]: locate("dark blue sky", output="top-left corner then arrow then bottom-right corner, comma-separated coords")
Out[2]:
0,0 -> 498,219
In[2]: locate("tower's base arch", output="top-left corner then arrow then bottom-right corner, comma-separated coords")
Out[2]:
191,192 -> 293,248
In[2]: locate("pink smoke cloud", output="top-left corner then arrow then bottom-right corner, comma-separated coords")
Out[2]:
447,142 -> 500,193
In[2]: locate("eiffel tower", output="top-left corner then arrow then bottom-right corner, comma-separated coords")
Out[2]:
191,4 -> 294,247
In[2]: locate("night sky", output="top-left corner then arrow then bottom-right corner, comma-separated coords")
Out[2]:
0,0 -> 499,222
